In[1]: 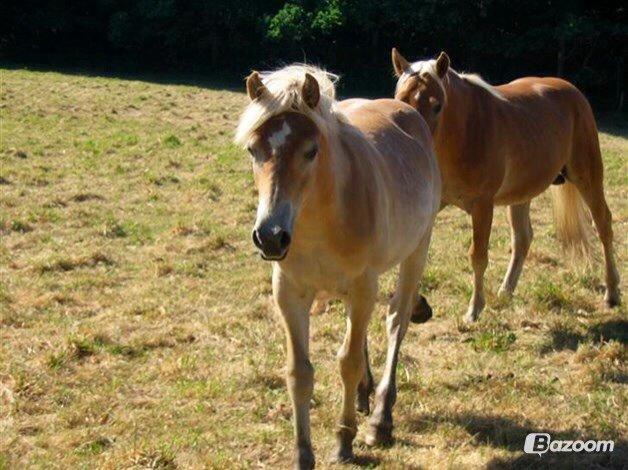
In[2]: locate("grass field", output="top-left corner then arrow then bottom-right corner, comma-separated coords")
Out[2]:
1,68 -> 626,469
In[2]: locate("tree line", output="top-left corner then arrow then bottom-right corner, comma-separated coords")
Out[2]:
1,1 -> 626,108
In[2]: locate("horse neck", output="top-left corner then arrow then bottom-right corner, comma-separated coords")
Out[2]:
436,71 -> 493,144
438,72 -> 467,135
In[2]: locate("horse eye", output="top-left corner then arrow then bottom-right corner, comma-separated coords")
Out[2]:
248,146 -> 265,162
304,145 -> 318,161
433,103 -> 442,114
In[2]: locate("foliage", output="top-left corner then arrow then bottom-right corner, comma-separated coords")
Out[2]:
0,1 -> 625,103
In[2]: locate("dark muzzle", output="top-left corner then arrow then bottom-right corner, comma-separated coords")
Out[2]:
252,224 -> 291,260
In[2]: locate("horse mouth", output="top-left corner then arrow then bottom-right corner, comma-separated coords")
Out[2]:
260,250 -> 288,262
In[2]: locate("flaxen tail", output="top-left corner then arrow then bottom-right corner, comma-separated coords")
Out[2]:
550,181 -> 593,258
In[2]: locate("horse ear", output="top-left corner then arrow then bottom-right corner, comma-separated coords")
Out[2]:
392,47 -> 410,77
435,52 -> 450,78
246,71 -> 267,101
302,73 -> 320,108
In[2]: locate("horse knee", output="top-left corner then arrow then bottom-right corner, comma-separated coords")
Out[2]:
338,350 -> 364,384
468,245 -> 488,272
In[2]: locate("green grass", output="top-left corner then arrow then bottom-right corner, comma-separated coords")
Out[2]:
470,329 -> 517,353
1,68 -> 626,468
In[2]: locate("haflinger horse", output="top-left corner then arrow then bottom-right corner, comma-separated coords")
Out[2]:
391,48 -> 621,322
235,64 -> 441,468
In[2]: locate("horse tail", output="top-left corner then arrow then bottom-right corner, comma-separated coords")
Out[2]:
550,181 -> 593,258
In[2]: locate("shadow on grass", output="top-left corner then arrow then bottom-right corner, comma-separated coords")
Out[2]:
540,319 -> 627,354
408,411 -> 626,469
1,60 -> 244,92
589,320 -> 628,345
351,453 -> 383,468
597,113 -> 628,139
0,59 -> 387,98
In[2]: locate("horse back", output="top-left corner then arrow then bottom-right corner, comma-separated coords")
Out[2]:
338,98 -> 432,148
330,98 -> 440,270
337,98 -> 438,202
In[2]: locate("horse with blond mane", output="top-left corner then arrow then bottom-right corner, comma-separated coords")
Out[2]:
235,64 -> 440,468
392,49 -> 621,322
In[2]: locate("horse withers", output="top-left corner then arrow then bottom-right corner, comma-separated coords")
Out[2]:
235,65 -> 441,468
391,48 -> 621,322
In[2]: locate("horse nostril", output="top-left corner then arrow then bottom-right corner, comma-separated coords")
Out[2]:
252,230 -> 263,249
279,231 -> 291,250
253,225 -> 291,256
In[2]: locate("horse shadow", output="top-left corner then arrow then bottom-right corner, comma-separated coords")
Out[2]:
589,319 -> 628,345
407,411 -> 626,469
349,320 -> 627,467
540,318 -> 627,356
350,451 -> 383,468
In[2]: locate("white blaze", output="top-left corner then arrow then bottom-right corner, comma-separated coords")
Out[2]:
267,121 -> 292,152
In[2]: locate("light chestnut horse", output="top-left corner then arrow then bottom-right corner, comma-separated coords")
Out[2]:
392,49 -> 621,322
235,65 -> 441,468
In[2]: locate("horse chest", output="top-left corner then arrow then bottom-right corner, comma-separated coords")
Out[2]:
282,249 -> 354,295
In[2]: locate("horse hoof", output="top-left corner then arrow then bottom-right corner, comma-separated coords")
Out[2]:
356,394 -> 370,415
329,447 -> 354,464
463,312 -> 478,324
410,295 -> 433,323
464,302 -> 484,323
293,447 -> 315,470
365,423 -> 394,447
605,291 -> 621,308
497,287 -> 513,300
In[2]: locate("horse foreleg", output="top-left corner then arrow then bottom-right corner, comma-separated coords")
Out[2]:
464,200 -> 494,322
498,202 -> 533,297
273,267 -> 316,470
331,272 -> 377,463
366,232 -> 431,446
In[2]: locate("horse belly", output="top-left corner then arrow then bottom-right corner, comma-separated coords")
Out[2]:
495,156 -> 563,206
494,130 -> 569,205
494,92 -> 574,205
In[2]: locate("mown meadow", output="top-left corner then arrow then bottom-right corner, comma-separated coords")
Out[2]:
1,69 -> 626,468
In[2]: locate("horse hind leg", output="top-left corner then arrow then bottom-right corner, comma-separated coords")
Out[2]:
568,164 -> 621,306
562,109 -> 621,306
366,230 -> 431,446
357,291 -> 431,416
498,202 -> 533,297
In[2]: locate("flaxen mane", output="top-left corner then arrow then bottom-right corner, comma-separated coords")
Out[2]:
397,59 -> 505,100
235,64 -> 343,147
